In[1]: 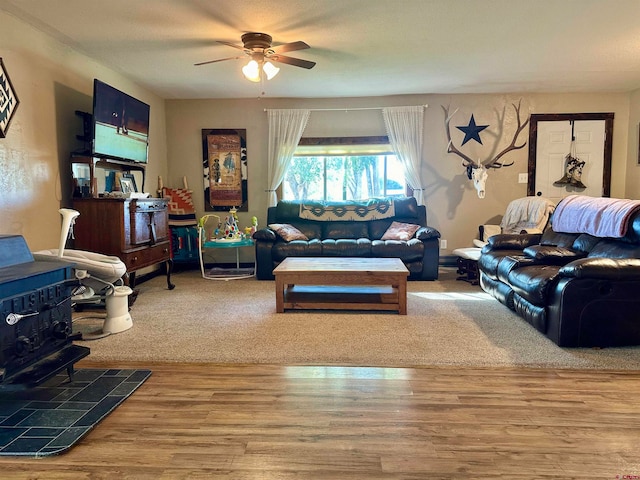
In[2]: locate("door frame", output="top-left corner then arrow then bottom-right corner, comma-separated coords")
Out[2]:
527,113 -> 614,197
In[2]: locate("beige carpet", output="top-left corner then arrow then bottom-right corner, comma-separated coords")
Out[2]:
74,267 -> 640,369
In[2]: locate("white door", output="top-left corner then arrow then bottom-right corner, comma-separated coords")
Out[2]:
534,120 -> 606,204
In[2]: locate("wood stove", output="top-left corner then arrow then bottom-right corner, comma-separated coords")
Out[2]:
0,235 -> 89,388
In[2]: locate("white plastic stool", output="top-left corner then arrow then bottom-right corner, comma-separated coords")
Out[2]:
103,285 -> 134,334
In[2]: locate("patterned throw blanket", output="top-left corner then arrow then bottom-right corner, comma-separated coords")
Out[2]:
552,194 -> 640,238
299,198 -> 396,221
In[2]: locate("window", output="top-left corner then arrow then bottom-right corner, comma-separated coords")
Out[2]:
282,137 -> 406,201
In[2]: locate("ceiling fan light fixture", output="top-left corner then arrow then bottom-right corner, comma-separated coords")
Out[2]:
263,61 -> 280,80
242,60 -> 261,82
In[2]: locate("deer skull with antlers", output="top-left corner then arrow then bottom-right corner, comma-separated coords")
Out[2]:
443,102 -> 529,198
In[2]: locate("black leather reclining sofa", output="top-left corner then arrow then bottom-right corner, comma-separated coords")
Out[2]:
253,196 -> 440,280
478,196 -> 640,347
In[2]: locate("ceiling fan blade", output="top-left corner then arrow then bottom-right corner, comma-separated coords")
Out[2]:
194,55 -> 243,66
269,54 -> 316,69
216,40 -> 246,51
270,41 -> 310,54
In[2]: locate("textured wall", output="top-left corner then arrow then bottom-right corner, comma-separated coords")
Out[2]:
0,10 -> 167,251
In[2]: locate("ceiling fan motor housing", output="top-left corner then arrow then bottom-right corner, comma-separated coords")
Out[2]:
241,32 -> 272,50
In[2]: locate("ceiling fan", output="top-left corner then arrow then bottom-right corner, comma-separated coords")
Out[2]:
195,32 -> 316,82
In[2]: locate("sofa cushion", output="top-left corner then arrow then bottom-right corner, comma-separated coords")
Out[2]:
393,196 -> 420,218
381,221 -> 420,241
572,233 -> 601,253
416,226 -> 441,241
273,200 -> 302,222
368,219 -> 394,240
272,238 -> 322,261
252,228 -> 277,242
486,233 -> 542,250
586,239 -> 640,259
477,249 -> 524,280
507,265 -> 561,306
321,238 -> 371,256
271,221 -> 322,240
322,222 -> 368,239
496,254 -> 539,283
371,238 -> 424,262
268,223 -> 309,242
541,229 -> 580,248
296,223 -> 323,240
522,245 -> 586,264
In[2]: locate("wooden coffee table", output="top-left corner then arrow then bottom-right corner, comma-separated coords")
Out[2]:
273,257 -> 409,314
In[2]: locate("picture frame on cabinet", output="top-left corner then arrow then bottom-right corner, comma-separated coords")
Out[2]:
120,175 -> 136,194
0,58 -> 20,138
120,177 -> 135,193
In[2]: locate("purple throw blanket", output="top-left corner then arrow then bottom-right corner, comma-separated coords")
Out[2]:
552,194 -> 640,238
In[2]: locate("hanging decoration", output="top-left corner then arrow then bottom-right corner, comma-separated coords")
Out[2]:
456,114 -> 489,145
553,120 -> 587,190
442,101 -> 530,198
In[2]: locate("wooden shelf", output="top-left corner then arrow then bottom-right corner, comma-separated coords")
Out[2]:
283,285 -> 401,312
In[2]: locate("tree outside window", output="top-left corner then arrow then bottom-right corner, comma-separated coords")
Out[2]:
283,154 -> 405,201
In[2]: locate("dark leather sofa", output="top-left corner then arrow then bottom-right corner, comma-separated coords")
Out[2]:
253,196 -> 440,280
478,198 -> 640,347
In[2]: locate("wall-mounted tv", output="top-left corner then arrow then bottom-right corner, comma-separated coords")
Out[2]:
92,79 -> 150,164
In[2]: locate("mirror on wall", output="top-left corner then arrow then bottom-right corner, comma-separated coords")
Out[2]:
527,113 -> 614,202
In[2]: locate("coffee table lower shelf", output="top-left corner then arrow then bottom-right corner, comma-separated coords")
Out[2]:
282,285 -> 403,313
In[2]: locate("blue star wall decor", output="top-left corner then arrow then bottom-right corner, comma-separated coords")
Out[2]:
456,114 -> 489,146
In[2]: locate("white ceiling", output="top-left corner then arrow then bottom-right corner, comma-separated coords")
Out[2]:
2,0 -> 640,100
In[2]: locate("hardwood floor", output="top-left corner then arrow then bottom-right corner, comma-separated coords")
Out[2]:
1,360 -> 640,479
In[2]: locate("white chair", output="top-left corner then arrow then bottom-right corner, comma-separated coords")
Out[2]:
473,196 -> 556,248
452,197 -> 556,284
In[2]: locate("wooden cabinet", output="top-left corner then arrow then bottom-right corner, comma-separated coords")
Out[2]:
72,198 -> 174,289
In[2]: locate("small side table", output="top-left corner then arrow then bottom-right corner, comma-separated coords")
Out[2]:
198,232 -> 255,280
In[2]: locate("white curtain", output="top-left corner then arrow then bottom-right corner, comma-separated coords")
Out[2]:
266,109 -> 310,207
382,106 -> 426,205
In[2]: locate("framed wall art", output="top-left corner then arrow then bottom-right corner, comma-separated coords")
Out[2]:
0,58 -> 20,138
202,128 -> 248,211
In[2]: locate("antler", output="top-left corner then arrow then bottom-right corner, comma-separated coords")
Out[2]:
442,105 -> 476,167
484,100 -> 530,169
442,101 -> 530,171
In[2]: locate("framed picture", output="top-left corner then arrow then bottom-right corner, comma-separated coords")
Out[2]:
0,58 -> 20,138
122,173 -> 138,192
119,176 -> 135,194
202,128 -> 248,211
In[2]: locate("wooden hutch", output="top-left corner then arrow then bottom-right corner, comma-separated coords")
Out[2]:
70,154 -> 174,289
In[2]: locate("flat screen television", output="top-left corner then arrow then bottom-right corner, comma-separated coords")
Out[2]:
91,79 -> 150,164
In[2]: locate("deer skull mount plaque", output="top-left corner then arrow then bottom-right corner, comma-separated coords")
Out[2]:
443,102 -> 530,198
